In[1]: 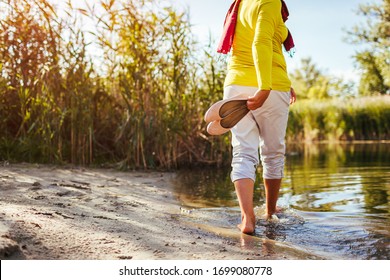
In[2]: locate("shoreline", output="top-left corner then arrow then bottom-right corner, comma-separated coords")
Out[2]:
0,164 -> 320,260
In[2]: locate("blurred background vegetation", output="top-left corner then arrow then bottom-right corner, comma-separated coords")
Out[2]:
0,0 -> 389,169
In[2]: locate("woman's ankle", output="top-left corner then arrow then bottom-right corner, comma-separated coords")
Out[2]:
238,213 -> 256,234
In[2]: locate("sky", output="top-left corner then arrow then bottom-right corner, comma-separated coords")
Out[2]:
172,0 -> 381,83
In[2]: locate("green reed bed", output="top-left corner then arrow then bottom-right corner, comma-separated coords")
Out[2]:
0,0 -> 229,168
287,96 -> 390,142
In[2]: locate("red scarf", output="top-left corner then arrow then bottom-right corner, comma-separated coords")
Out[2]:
280,0 -> 295,54
217,0 -> 295,54
216,0 -> 242,54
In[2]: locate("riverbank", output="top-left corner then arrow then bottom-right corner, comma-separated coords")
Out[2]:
0,164 -> 319,260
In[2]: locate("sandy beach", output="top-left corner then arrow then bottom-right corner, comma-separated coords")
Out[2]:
0,164 -> 320,260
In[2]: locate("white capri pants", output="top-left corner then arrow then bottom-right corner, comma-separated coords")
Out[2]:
223,85 -> 291,182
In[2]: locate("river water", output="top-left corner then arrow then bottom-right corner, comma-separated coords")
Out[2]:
172,143 -> 390,260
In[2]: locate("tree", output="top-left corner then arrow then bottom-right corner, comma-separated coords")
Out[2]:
290,57 -> 354,99
346,0 -> 390,95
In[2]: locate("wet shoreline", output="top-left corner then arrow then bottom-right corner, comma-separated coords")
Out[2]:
0,164 -> 311,260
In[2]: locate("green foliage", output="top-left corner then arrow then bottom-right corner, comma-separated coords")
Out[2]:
354,51 -> 389,95
345,0 -> 390,95
290,57 -> 355,99
0,0 -> 229,168
287,96 -> 390,142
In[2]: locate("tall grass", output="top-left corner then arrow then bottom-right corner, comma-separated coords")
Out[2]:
0,0 -> 229,168
287,96 -> 390,142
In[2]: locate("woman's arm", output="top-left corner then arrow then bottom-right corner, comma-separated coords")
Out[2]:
252,0 -> 278,91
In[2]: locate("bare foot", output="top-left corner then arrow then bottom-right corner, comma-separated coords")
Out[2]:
265,214 -> 279,221
265,206 -> 283,219
237,215 -> 256,235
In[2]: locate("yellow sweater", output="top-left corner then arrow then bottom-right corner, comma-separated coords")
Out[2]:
224,0 -> 291,91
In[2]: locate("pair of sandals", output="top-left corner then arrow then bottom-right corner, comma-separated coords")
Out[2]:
204,94 -> 250,135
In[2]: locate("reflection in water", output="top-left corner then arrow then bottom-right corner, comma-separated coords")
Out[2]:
239,235 -> 276,258
173,143 -> 390,259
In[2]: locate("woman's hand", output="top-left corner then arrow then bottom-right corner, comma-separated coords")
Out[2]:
290,87 -> 297,104
247,89 -> 271,110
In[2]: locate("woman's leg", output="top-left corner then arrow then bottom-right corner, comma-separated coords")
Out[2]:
235,178 -> 256,234
264,178 -> 281,219
252,90 -> 290,219
224,85 -> 259,234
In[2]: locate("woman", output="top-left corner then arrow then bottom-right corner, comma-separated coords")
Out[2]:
218,0 -> 296,234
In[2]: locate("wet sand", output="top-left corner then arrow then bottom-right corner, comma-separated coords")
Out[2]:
0,164 -> 320,260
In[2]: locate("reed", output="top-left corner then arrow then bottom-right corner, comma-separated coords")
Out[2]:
0,0 -> 230,168
287,96 -> 390,142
